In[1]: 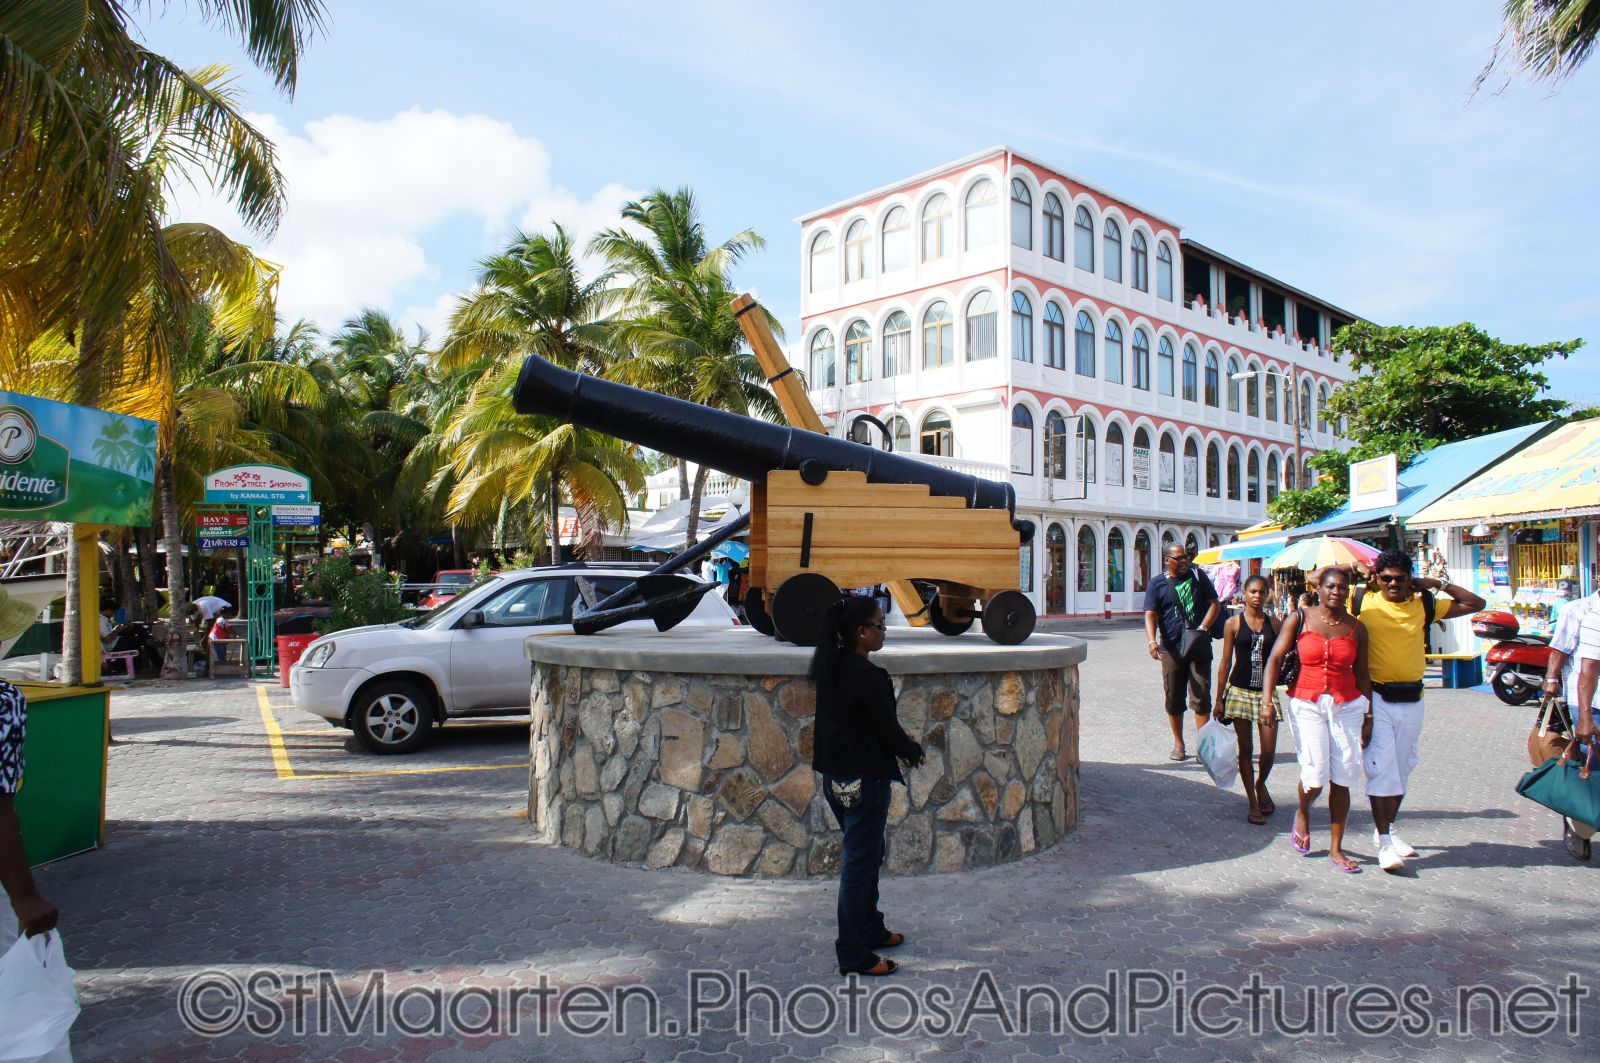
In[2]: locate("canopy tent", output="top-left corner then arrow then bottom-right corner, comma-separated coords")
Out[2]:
1408,419 -> 1600,528
1191,521 -> 1286,564
614,495 -> 749,553
1289,421 -> 1554,539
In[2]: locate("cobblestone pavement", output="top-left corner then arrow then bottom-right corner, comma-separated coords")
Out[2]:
33,623 -> 1598,1061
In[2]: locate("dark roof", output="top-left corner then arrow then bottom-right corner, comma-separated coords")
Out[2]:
1181,239 -> 1362,322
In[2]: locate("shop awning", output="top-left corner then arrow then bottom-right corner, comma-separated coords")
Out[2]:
1288,421 -> 1555,538
1191,521 -> 1285,564
1409,419 -> 1600,528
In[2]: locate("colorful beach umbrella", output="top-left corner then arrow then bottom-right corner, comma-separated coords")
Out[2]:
1264,535 -> 1381,572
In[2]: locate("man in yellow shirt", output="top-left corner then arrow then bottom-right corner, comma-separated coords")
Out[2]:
1356,549 -> 1484,873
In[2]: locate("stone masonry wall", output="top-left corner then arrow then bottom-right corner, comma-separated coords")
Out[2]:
528,664 -> 1079,877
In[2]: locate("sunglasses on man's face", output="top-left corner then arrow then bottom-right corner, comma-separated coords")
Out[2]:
1376,574 -> 1410,584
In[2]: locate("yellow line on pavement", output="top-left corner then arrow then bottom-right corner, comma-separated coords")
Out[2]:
254,684 -> 522,782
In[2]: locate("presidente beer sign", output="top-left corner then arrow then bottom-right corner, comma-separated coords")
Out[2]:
0,390 -> 155,526
204,465 -> 312,505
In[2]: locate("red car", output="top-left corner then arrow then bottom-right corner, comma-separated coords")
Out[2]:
418,569 -> 479,610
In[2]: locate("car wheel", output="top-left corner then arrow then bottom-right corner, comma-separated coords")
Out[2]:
351,680 -> 435,754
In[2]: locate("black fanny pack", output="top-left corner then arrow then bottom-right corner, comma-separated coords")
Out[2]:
1374,681 -> 1424,703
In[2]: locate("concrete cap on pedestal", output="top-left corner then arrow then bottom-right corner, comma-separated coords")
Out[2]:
524,624 -> 1086,675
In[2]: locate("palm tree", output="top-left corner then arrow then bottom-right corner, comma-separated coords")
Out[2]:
591,187 -> 783,548
1479,0 -> 1600,89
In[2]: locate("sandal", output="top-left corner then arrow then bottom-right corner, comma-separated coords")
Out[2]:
1256,787 -> 1275,816
1247,810 -> 1267,825
1168,747 -> 1187,761
874,931 -> 905,948
839,955 -> 898,977
1328,854 -> 1362,874
1290,830 -> 1311,854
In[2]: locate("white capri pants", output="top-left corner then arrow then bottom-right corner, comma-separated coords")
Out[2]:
1286,694 -> 1368,790
1362,691 -> 1425,797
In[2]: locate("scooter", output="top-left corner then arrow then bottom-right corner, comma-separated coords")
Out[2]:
1472,610 -> 1550,706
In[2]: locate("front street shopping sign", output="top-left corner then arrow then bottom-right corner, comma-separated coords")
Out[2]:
0,389 -> 156,526
204,465 -> 312,505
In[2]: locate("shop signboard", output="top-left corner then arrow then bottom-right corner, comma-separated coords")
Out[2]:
1349,453 -> 1399,511
1132,445 -> 1151,491
196,513 -> 247,531
204,465 -> 311,505
0,390 -> 156,526
198,535 -> 250,550
271,503 -> 322,528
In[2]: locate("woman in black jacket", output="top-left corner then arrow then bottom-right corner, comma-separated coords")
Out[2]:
811,595 -> 925,977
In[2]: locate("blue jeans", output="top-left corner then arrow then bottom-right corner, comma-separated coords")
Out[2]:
822,775 -> 891,969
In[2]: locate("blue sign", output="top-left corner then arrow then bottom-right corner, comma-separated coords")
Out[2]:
198,535 -> 249,550
271,504 -> 322,528
204,465 -> 311,505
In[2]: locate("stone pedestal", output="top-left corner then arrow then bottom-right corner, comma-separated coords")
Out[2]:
524,626 -> 1085,877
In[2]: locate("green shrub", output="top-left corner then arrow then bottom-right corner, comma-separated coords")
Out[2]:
304,558 -> 412,633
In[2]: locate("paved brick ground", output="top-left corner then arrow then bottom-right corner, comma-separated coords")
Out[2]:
31,623 -> 1599,1061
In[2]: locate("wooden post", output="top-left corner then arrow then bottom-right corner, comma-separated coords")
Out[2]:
730,293 -> 931,626
75,524 -> 105,685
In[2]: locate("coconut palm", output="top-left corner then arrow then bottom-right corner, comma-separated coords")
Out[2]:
591,187 -> 783,548
1479,0 -> 1600,89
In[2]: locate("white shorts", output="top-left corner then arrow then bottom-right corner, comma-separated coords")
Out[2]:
1286,694 -> 1368,790
1363,692 -> 1425,797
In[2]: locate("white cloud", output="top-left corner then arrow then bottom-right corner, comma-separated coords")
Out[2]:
167,108 -> 641,336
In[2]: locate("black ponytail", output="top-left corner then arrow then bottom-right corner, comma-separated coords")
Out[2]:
807,594 -> 881,687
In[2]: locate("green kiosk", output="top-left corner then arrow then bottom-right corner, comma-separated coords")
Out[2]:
0,389 -> 157,866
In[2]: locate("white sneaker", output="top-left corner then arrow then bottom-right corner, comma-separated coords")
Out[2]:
1377,839 -> 1406,873
1375,829 -> 1418,858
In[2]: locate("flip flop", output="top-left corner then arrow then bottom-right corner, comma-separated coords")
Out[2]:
1329,855 -> 1362,874
1247,810 -> 1267,825
1168,749 -> 1187,761
1257,790 -> 1276,816
1291,830 -> 1311,854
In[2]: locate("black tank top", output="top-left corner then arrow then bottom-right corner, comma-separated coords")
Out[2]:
1228,616 -> 1276,691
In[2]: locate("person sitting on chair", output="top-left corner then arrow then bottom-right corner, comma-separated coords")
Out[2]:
205,606 -> 239,666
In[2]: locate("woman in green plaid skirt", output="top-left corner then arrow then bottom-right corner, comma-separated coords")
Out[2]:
1212,574 -> 1284,824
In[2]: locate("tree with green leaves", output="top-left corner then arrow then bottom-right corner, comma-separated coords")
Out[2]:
1268,322 -> 1581,525
1479,0 -> 1600,91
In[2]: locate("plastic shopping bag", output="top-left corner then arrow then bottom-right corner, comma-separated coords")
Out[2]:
0,931 -> 79,1063
1195,718 -> 1239,790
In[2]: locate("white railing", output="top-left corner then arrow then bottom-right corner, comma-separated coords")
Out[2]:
906,453 -> 1010,481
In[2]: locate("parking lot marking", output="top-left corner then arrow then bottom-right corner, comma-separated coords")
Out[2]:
255,685 -> 523,781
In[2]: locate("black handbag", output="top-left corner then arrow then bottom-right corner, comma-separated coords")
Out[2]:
1178,627 -> 1211,661
1278,609 -> 1303,691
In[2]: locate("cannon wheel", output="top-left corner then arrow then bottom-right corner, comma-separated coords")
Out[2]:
919,582 -> 975,637
981,591 -> 1036,645
743,588 -> 776,637
771,573 -> 842,647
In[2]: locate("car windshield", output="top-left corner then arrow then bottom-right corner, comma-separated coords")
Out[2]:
438,571 -> 475,585
403,575 -> 497,629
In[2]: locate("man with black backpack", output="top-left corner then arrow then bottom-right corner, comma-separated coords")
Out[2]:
1354,548 -> 1484,872
1143,542 -> 1222,762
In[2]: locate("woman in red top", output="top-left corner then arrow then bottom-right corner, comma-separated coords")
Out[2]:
1263,567 -> 1373,873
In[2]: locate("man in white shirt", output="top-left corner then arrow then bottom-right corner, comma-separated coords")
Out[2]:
189,595 -> 231,622
1542,589 -> 1600,860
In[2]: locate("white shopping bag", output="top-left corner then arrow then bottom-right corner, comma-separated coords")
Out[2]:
1195,718 -> 1239,790
0,930 -> 79,1063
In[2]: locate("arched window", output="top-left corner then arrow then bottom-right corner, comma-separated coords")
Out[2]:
919,411 -> 953,456
1158,432 -> 1177,493
1134,529 -> 1152,592
1043,301 -> 1066,369
1011,292 -> 1033,363
1266,453 -> 1280,502
922,301 -> 953,368
1303,457 -> 1315,488
882,206 -> 910,272
1077,526 -> 1097,593
1130,230 -> 1149,291
1133,427 -> 1152,490
1182,343 -> 1199,401
1299,380 -> 1313,432
844,320 -> 871,384
1317,384 -> 1331,433
808,231 -> 835,293
882,311 -> 910,378
1226,356 -> 1242,411
1183,438 -> 1200,496
808,329 -> 835,388
1186,532 -> 1200,558
1203,349 -> 1220,407
1162,528 -> 1177,554
1246,364 -> 1260,416
1010,405 -> 1035,475
922,193 -> 952,261
886,415 -> 912,453
1045,524 -> 1067,614
1205,441 -> 1221,498
1227,445 -> 1243,501
1073,205 -> 1095,271
1156,242 -> 1174,300
1010,179 -> 1032,250
964,179 -> 998,249
1104,320 -> 1124,384
1286,457 -> 1298,491
1247,451 -> 1261,503
1044,410 -> 1068,479
1103,218 -> 1123,282
1076,418 -> 1097,484
1107,528 -> 1126,593
1265,372 -> 1279,421
843,219 -> 870,283
1043,193 -> 1065,260
1130,329 -> 1150,390
1105,422 -> 1125,486
1157,337 -> 1176,396
965,291 -> 997,360
1074,310 -> 1096,377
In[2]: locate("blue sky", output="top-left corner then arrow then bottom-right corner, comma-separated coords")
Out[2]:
146,1 -> 1600,404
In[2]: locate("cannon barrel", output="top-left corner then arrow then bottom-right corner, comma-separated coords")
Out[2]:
514,355 -> 1017,515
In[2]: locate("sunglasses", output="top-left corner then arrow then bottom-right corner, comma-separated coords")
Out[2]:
1376,574 -> 1410,584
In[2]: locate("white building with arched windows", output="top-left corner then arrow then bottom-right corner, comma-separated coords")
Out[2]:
797,146 -> 1359,618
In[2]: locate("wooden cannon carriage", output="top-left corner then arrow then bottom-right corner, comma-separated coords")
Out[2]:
511,301 -> 1037,646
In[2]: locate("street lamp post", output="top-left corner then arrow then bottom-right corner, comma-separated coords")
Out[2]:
1233,366 -> 1304,490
